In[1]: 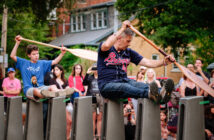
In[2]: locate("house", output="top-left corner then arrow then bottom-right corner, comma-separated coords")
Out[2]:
49,0 -> 119,46
50,0 -> 182,84
128,20 -> 182,84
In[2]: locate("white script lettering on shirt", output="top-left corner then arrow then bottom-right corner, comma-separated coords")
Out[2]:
27,66 -> 40,72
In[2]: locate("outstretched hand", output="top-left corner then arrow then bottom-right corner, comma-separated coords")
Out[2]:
60,44 -> 67,55
15,35 -> 22,44
164,55 -> 175,65
122,20 -> 131,30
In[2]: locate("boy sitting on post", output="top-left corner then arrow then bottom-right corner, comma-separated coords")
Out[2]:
10,35 -> 78,102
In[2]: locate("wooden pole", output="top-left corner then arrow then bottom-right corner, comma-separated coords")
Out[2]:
1,6 -> 8,76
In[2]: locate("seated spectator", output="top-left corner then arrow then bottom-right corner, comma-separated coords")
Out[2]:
2,67 -> 21,112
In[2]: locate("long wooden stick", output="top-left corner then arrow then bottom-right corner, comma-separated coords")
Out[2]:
129,25 -> 214,96
20,37 -> 98,61
20,37 -> 66,50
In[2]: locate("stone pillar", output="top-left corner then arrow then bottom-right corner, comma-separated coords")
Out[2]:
24,99 -> 44,140
5,96 -> 23,140
135,99 -> 161,140
0,96 -> 4,140
71,96 -> 93,140
46,97 -> 66,140
101,99 -> 125,140
177,96 -> 205,140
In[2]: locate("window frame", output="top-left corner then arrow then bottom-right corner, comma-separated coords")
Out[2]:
70,13 -> 86,33
90,9 -> 108,30
171,52 -> 181,72
151,54 -> 159,60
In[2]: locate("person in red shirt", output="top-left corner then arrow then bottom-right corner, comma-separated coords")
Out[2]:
68,64 -> 86,103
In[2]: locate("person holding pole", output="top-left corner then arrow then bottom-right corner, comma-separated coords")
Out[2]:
10,35 -> 77,102
97,20 -> 175,104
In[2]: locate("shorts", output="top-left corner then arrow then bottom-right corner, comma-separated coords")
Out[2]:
26,86 -> 49,101
92,94 -> 104,113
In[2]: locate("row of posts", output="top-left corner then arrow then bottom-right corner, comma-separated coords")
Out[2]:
0,96 -> 205,140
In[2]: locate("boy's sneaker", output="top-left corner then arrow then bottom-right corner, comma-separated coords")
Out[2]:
41,88 -> 75,98
41,90 -> 56,98
63,88 -> 75,97
148,81 -> 162,104
160,78 -> 174,104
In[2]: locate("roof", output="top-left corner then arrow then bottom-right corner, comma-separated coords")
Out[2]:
74,1 -> 115,12
49,27 -> 114,47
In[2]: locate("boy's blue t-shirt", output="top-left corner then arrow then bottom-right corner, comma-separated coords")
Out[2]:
97,43 -> 143,89
15,57 -> 52,95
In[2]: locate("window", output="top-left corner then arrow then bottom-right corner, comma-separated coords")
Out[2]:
91,10 -> 107,30
171,52 -> 181,72
71,14 -> 86,32
173,54 -> 179,69
152,54 -> 159,60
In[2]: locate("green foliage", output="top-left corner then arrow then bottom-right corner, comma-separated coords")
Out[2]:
184,31 -> 214,71
115,0 -> 214,55
194,35 -> 214,69
1,9 -> 53,68
0,0 -> 76,21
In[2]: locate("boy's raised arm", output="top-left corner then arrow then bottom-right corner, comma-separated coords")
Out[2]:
10,35 -> 21,62
52,44 -> 66,65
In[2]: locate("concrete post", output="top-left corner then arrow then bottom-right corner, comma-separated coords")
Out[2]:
0,96 -> 4,140
46,97 -> 66,140
135,99 -> 161,140
24,99 -> 44,140
177,96 -> 205,140
101,99 -> 125,140
71,96 -> 93,140
5,96 -> 23,140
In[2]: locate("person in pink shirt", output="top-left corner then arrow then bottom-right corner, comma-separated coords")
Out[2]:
3,67 -> 21,97
2,67 -> 21,112
68,64 -> 86,103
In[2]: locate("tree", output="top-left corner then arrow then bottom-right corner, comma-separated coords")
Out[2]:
0,0 -> 76,21
0,9 -> 51,66
193,34 -> 214,69
115,0 -> 214,55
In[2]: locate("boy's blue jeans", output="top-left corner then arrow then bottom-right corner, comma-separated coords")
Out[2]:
100,78 -> 150,99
